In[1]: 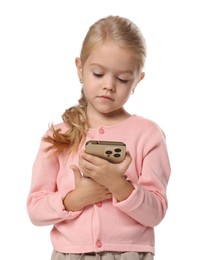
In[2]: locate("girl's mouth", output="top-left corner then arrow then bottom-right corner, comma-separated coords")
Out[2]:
99,95 -> 115,101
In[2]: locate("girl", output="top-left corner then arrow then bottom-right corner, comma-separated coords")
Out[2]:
27,15 -> 171,260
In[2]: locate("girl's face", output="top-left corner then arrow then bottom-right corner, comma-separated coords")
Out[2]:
76,42 -> 144,117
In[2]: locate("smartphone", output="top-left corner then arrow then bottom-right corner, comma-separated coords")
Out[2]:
85,140 -> 126,163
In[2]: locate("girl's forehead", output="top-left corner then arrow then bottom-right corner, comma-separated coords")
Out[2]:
85,43 -> 139,72
86,42 -> 133,62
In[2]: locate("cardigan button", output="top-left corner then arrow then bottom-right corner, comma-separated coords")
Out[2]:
99,128 -> 105,134
96,240 -> 102,248
96,202 -> 102,207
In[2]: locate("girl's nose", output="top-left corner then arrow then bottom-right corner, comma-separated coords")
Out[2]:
102,79 -> 116,92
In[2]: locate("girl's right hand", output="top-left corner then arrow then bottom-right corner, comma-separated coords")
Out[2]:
63,165 -> 112,212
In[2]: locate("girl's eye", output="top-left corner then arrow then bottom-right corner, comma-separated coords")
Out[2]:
93,73 -> 103,78
118,78 -> 129,83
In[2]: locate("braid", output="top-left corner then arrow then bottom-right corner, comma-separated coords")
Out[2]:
43,91 -> 88,155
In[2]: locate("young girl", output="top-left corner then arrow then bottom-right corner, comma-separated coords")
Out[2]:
27,15 -> 171,260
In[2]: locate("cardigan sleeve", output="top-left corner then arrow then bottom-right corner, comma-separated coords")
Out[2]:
26,130 -> 82,226
113,126 -> 171,227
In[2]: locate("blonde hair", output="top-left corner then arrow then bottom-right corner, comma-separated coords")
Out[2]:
44,15 -> 147,155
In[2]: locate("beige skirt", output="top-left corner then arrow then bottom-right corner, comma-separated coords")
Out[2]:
51,250 -> 154,260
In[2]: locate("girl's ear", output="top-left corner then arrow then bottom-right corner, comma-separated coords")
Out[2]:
75,57 -> 83,80
132,72 -> 145,93
140,72 -> 145,81
136,72 -> 145,84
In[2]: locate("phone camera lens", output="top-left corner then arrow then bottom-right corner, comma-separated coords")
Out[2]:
114,154 -> 121,158
105,150 -> 113,155
115,148 -> 122,152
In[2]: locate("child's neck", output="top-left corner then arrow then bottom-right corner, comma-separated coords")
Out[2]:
87,109 -> 131,128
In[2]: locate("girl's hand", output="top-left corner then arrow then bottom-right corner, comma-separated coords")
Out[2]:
78,150 -> 134,201
63,165 -> 112,212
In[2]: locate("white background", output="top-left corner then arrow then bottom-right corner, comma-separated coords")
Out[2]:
0,0 -> 208,259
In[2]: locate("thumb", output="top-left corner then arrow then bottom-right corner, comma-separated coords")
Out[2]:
122,151 -> 132,171
125,151 -> 132,164
70,165 -> 82,185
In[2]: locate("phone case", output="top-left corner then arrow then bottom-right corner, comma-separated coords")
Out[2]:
85,140 -> 126,163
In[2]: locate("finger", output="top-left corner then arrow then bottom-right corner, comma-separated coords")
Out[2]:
80,150 -> 105,165
123,151 -> 132,163
121,151 -> 132,172
70,165 -> 82,184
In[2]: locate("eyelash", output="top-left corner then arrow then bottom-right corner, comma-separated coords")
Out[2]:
93,73 -> 103,78
93,73 -> 128,84
118,78 -> 128,83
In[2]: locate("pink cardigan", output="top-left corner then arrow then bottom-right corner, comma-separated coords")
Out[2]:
27,115 -> 171,254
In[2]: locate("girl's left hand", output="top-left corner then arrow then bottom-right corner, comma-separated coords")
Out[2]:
78,150 -> 134,201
